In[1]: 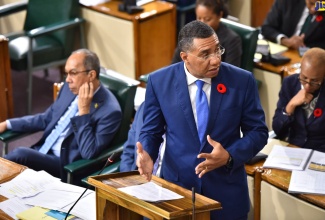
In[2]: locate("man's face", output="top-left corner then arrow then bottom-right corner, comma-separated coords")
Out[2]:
299,59 -> 324,93
196,5 -> 222,31
181,34 -> 222,79
305,0 -> 318,15
64,53 -> 92,95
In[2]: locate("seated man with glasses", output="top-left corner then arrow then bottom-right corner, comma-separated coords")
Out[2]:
0,49 -> 122,183
272,47 -> 325,152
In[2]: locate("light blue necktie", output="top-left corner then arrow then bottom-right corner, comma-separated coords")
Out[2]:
195,80 -> 209,144
39,97 -> 78,154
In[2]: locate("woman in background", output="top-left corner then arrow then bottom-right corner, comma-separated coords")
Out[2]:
171,0 -> 242,67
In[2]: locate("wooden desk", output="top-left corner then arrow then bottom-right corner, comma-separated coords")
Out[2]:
0,158 -> 27,219
254,48 -> 302,78
253,48 -> 302,130
88,171 -> 221,220
81,0 -> 176,80
256,139 -> 325,219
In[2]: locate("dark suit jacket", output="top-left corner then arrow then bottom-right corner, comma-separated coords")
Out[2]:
261,0 -> 325,49
120,102 -> 144,172
272,74 -> 325,152
139,62 -> 268,220
171,23 -> 242,67
9,83 -> 122,179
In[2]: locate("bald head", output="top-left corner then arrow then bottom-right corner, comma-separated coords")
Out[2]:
301,48 -> 325,80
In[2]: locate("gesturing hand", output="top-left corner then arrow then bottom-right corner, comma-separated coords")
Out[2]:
195,135 -> 230,178
136,141 -> 154,181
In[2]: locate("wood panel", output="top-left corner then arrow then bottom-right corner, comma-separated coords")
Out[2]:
0,36 -> 14,122
251,0 -> 274,27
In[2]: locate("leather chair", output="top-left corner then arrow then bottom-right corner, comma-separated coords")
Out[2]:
140,19 -> 261,87
0,0 -> 86,114
0,70 -> 139,186
64,70 -> 139,185
220,18 -> 259,73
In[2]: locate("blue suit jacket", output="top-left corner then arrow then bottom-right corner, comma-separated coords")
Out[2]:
139,62 -> 268,220
261,0 -> 325,49
272,74 -> 325,152
9,83 -> 122,180
120,102 -> 144,172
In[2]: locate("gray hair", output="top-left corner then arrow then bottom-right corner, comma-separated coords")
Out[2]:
72,48 -> 100,79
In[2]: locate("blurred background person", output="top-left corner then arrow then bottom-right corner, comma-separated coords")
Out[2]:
171,0 -> 242,67
261,0 -> 325,50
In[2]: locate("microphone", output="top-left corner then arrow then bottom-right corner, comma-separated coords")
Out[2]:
192,187 -> 196,220
64,152 -> 119,219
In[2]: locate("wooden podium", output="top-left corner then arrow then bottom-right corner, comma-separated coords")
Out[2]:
0,35 -> 14,122
88,171 -> 221,220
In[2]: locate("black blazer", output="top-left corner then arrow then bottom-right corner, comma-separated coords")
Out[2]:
261,0 -> 325,49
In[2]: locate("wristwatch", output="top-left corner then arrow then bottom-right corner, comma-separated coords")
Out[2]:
225,154 -> 233,169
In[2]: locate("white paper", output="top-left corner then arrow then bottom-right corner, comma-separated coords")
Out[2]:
118,181 -> 184,202
0,197 -> 32,220
0,169 -> 61,198
61,191 -> 96,220
79,0 -> 109,6
263,145 -> 312,171
289,169 -> 325,195
288,150 -> 325,195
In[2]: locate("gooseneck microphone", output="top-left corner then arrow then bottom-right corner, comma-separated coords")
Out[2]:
192,187 -> 196,220
64,152 -> 119,219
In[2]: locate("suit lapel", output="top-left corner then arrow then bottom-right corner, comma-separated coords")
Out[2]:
174,65 -> 201,145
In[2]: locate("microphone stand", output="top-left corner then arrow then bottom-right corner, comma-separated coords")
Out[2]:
192,187 -> 195,220
64,152 -> 118,220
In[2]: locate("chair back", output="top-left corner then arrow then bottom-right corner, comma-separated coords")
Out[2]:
220,18 -> 259,73
99,71 -> 139,147
24,0 -> 80,57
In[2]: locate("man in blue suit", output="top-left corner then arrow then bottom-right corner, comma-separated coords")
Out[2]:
0,49 -> 122,183
273,47 -> 325,152
136,20 -> 268,220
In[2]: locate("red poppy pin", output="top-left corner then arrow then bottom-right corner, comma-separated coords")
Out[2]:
316,14 -> 323,22
217,83 -> 227,94
314,108 -> 322,118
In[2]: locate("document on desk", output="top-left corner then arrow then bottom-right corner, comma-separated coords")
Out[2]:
289,150 -> 325,195
0,196 -> 32,220
263,145 -> 313,171
0,169 -> 61,198
118,181 -> 184,202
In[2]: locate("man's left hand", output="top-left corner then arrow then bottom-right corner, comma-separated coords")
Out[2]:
195,135 -> 230,178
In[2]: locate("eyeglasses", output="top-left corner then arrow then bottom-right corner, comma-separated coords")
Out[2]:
188,45 -> 225,61
64,70 -> 91,78
298,75 -> 322,87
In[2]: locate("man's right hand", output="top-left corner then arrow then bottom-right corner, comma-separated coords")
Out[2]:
136,141 -> 153,181
281,35 -> 305,50
0,121 -> 8,133
286,89 -> 313,114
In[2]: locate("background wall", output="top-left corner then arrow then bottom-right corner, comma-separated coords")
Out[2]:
0,0 -> 25,34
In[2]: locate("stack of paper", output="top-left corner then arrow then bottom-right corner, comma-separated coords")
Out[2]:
0,169 -> 95,220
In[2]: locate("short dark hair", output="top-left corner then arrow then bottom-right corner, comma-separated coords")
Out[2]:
196,0 -> 229,18
72,48 -> 100,79
178,20 -> 216,53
